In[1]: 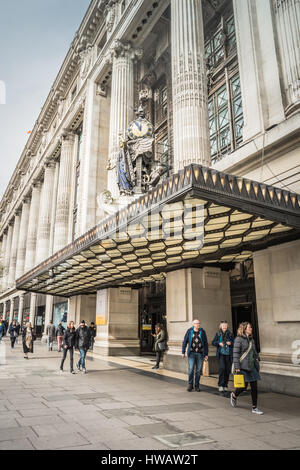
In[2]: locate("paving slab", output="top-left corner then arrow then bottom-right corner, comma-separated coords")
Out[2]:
0,438 -> 35,450
29,432 -> 90,450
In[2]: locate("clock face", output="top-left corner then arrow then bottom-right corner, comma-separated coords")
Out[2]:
127,118 -> 153,140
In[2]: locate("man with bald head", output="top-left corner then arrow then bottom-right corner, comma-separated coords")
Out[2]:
182,320 -> 208,392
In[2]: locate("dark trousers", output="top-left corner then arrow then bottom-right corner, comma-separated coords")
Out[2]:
10,337 -> 16,348
234,381 -> 258,408
218,354 -> 232,387
60,347 -> 74,371
155,351 -> 163,367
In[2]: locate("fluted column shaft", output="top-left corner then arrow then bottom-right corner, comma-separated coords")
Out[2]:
36,162 -> 56,263
24,183 -> 42,272
15,198 -> 31,279
273,0 -> 300,114
8,212 -> 21,287
171,0 -> 211,171
107,41 -> 138,198
2,224 -> 13,291
53,132 -> 76,252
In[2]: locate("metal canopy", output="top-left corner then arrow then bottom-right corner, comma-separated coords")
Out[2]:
16,164 -> 300,297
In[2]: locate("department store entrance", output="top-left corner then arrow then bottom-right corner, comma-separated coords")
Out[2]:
139,280 -> 166,354
230,264 -> 260,352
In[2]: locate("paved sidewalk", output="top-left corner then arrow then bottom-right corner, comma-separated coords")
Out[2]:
0,338 -> 299,450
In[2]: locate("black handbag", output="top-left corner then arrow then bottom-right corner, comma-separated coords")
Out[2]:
157,341 -> 166,351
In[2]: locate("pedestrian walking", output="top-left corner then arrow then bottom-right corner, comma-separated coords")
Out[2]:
0,319 -> 5,342
8,320 -> 20,349
75,320 -> 91,374
182,319 -> 208,392
46,321 -> 56,351
152,323 -> 166,369
22,322 -> 36,359
88,322 -> 97,350
212,321 -> 234,392
60,321 -> 76,374
56,322 -> 65,352
230,322 -> 263,415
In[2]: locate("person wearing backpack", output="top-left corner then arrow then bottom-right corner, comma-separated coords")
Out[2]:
231,322 -> 263,415
182,320 -> 208,392
212,321 -> 234,392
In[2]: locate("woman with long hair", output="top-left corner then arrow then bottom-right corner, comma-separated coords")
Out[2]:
231,322 -> 263,414
151,323 -> 166,370
22,322 -> 36,359
60,321 -> 76,374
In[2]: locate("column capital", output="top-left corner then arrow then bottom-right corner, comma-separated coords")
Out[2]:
22,195 -> 31,204
107,40 -> 143,62
32,179 -> 43,190
60,129 -> 76,143
44,158 -> 57,169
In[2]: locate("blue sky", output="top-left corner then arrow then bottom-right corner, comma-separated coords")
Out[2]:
0,0 -> 91,199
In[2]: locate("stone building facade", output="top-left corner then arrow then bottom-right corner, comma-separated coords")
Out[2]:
0,0 -> 300,396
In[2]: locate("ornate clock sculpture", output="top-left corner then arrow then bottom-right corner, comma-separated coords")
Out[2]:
117,105 -> 165,195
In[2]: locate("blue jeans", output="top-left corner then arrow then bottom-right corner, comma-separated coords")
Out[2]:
78,348 -> 87,370
188,352 -> 204,387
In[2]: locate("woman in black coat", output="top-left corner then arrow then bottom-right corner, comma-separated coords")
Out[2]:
60,321 -> 76,374
22,322 -> 36,358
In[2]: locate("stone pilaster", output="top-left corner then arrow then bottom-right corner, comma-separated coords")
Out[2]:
36,161 -> 56,264
29,293 -> 37,327
18,293 -> 24,325
0,232 -> 7,291
2,223 -> 13,291
171,0 -> 211,171
107,40 -> 142,198
15,197 -> 31,280
3,302 -> 7,321
42,295 -> 53,341
24,182 -> 42,272
53,131 -> 76,252
273,0 -> 300,115
8,211 -> 21,287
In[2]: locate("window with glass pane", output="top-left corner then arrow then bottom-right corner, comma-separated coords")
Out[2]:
205,3 -> 243,162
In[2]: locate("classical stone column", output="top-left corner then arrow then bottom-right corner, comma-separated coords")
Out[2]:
29,293 -> 37,327
15,197 -> 31,279
53,131 -> 76,252
9,297 -> 15,324
36,161 -> 56,264
171,0 -> 211,171
18,293 -> 25,325
0,232 -> 7,291
107,40 -> 142,198
2,223 -> 13,291
24,182 -> 42,272
273,0 -> 300,115
8,211 -> 21,288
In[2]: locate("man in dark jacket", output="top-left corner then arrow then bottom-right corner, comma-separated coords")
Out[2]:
75,320 -> 91,374
182,320 -> 208,392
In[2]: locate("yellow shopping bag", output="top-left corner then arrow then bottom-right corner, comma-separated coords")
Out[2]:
202,359 -> 210,377
233,373 -> 245,388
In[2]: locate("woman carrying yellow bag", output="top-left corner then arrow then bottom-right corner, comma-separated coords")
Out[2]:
230,322 -> 263,415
